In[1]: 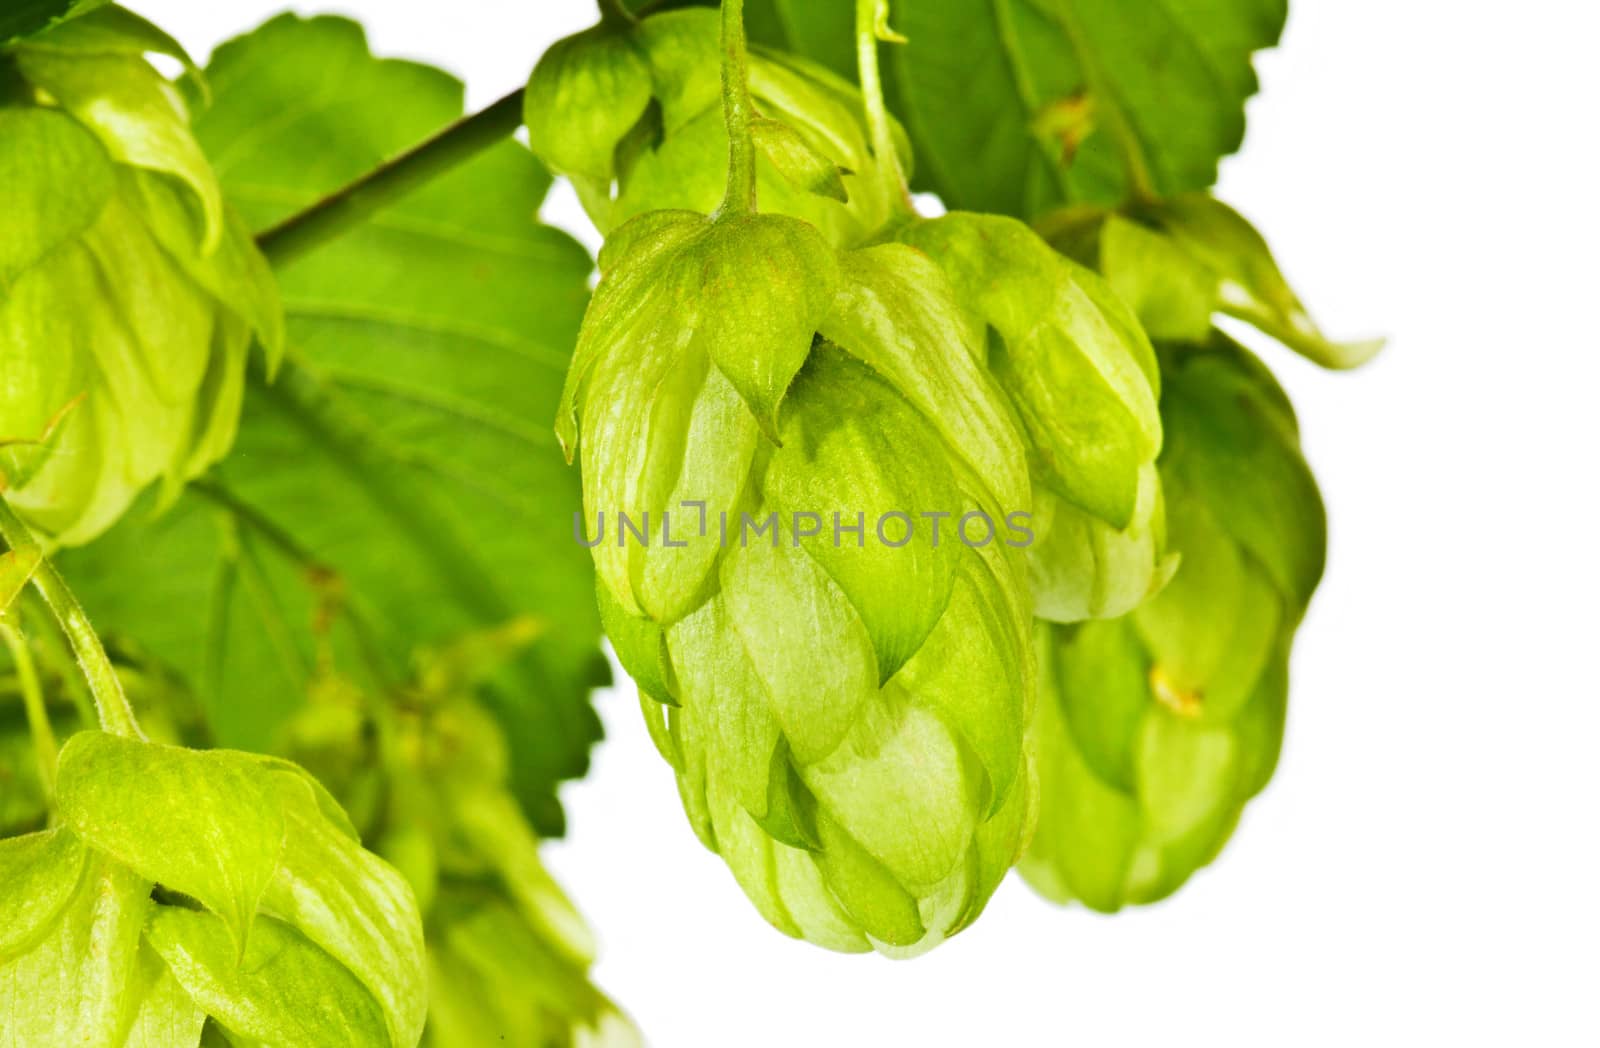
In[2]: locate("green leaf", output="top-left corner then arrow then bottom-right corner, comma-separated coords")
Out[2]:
61,13 -> 608,836
747,0 -> 1286,216
55,732 -> 286,955
147,908 -> 390,1048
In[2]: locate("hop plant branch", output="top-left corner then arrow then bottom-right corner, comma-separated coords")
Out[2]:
256,88 -> 527,267
717,0 -> 759,216
855,0 -> 914,217
0,498 -> 142,739
596,0 -> 635,26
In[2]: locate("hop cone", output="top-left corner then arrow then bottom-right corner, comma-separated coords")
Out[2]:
564,203 -> 1037,955
526,7 -> 906,246
1020,336 -> 1326,910
901,213 -> 1170,623
0,9 -> 281,546
281,638 -> 637,1047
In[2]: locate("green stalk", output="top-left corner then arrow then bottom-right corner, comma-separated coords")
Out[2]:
257,88 -> 526,267
716,0 -> 758,216
0,499 -> 141,739
855,0 -> 915,217
0,618 -> 56,801
596,0 -> 635,26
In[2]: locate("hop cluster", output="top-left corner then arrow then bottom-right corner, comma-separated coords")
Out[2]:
281,637 -> 636,1048
566,203 -> 1040,955
540,0 -> 1362,949
1020,337 -> 1326,908
0,10 -> 281,547
527,7 -> 906,246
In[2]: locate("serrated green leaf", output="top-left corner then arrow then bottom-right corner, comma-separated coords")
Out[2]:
746,0 -> 1285,217
55,732 -> 286,955
147,908 -> 390,1048
61,13 -> 608,837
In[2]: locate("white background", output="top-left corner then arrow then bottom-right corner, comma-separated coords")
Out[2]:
138,1 -> 1600,1044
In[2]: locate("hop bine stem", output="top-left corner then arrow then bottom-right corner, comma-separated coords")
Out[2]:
256,88 -> 526,267
717,0 -> 759,216
856,0 -> 915,216
596,0 -> 635,26
0,498 -> 142,739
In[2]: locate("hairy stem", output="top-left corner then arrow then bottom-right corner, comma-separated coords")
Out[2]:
855,0 -> 914,215
717,0 -> 758,216
0,500 -> 141,739
257,89 -> 526,267
0,619 -> 56,801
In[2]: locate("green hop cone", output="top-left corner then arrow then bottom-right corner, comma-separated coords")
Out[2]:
0,731 -> 426,1047
1039,194 -> 1384,371
1019,335 -> 1326,911
899,213 -> 1170,623
0,8 -> 283,547
527,7 -> 907,246
281,631 -> 636,1047
565,200 -> 1038,954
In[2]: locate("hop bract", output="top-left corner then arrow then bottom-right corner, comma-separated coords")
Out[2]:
0,731 -> 426,1047
901,213 -> 1170,623
526,7 -> 907,246
563,203 -> 1038,955
0,10 -> 282,547
1020,336 -> 1326,910
283,657 -> 637,1048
